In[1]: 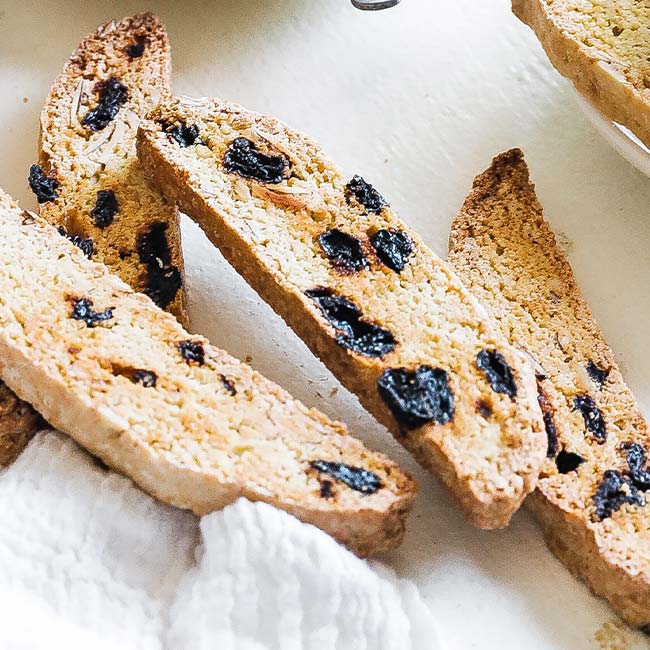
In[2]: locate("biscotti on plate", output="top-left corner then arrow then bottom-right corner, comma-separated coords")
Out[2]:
513,0 -> 650,147
34,12 -> 188,325
0,384 -> 41,466
0,188 -> 416,556
448,148 -> 650,628
136,96 -> 547,529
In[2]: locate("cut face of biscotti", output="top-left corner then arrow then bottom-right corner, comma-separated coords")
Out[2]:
136,97 -> 547,529
513,0 -> 650,147
0,189 -> 415,557
448,148 -> 650,628
35,13 -> 187,325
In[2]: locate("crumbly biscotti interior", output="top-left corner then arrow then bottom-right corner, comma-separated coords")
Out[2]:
0,383 -> 42,466
448,148 -> 650,627
36,12 -> 187,325
0,189 -> 415,557
136,96 -> 547,529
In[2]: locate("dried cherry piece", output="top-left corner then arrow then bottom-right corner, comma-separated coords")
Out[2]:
369,229 -> 413,273
592,469 -> 644,521
476,349 -> 517,398
177,340 -> 205,365
377,365 -> 454,429
91,190 -> 119,228
126,37 -> 146,58
309,460 -> 383,495
586,360 -> 609,389
319,480 -> 334,499
318,229 -> 368,273
131,369 -> 157,387
573,395 -> 607,442
70,297 -> 113,328
621,442 -> 650,491
28,164 -> 59,203
305,288 -> 395,357
219,374 -> 237,396
164,122 -> 201,147
224,137 -> 290,184
138,222 -> 182,309
537,387 -> 558,457
555,449 -> 585,474
82,78 -> 128,132
57,226 -> 93,258
344,175 -> 387,214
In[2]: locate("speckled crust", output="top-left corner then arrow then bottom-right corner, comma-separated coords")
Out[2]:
449,149 -> 650,627
38,13 -> 188,325
0,383 -> 42,466
136,97 -> 547,529
513,0 -> 650,147
0,189 -> 416,557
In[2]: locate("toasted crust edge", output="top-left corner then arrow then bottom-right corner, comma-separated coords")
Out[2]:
449,148 -> 650,628
513,0 -> 650,148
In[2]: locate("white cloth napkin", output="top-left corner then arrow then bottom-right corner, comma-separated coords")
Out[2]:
0,431 -> 442,650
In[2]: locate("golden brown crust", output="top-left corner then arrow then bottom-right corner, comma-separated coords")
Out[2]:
0,382 -> 41,466
449,148 -> 650,627
0,189 -> 415,556
38,13 -> 188,325
137,97 -> 547,529
513,0 -> 650,147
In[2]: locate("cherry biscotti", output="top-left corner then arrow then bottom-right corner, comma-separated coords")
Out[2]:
513,0 -> 650,147
0,188 -> 416,556
448,149 -> 650,628
136,96 -> 547,529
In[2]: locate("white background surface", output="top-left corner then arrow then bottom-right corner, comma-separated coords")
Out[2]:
1,1 -> 650,648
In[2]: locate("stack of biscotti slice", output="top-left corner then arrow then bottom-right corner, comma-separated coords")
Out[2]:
0,188 -> 415,556
136,97 -> 547,529
448,149 -> 650,628
513,0 -> 650,147
34,13 -> 187,324
0,13 -> 188,467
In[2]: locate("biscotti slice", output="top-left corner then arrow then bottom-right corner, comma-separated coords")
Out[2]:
448,149 -> 650,628
34,13 -> 187,325
136,97 -> 547,529
513,0 -> 650,147
0,189 -> 415,556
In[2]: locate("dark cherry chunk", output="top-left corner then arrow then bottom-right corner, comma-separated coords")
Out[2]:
305,288 -> 395,357
592,469 -> 644,521
377,365 -> 454,429
621,442 -> 650,491
70,297 -> 113,328
177,340 -> 205,365
137,222 -> 182,309
132,369 -> 157,387
224,137 -> 290,184
344,175 -> 387,214
28,164 -> 59,203
309,460 -> 383,495
57,226 -> 93,258
318,229 -> 368,273
586,360 -> 609,389
555,449 -> 585,474
573,395 -> 607,442
219,374 -> 237,396
476,349 -> 517,398
369,229 -> 413,273
164,122 -> 201,147
126,37 -> 146,58
82,78 -> 128,132
537,388 -> 558,457
91,189 -> 119,228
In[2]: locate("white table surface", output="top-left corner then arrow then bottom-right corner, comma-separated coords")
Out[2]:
2,1 -> 650,648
